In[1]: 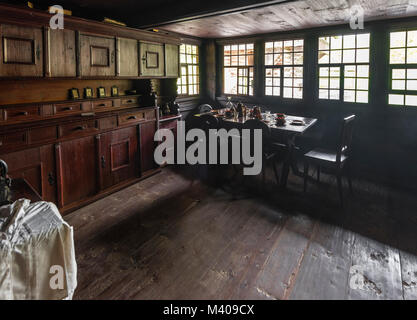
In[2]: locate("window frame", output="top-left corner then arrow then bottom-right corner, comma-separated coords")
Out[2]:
317,32 -> 371,104
177,43 -> 200,97
222,43 -> 255,96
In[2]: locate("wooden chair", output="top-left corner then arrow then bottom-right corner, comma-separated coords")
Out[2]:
243,119 -> 286,188
303,115 -> 356,206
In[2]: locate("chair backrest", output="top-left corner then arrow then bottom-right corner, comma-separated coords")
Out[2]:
198,114 -> 219,133
243,119 -> 271,151
337,115 -> 356,163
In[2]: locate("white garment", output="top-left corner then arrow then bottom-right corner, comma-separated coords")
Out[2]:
0,199 -> 77,300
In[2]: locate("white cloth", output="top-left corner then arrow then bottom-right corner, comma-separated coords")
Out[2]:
0,199 -> 77,300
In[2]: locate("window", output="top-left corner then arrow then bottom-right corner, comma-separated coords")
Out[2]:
177,44 -> 199,96
388,30 -> 417,106
265,39 -> 304,99
318,33 -> 370,103
224,43 -> 254,95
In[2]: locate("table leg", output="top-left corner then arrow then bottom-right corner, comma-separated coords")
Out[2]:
281,135 -> 296,188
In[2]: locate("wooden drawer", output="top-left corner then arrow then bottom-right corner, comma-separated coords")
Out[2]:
118,111 -> 145,126
93,100 -> 113,110
59,121 -> 98,139
5,106 -> 42,122
145,109 -> 156,120
159,119 -> 178,130
54,102 -> 83,115
0,131 -> 27,151
28,126 -> 57,144
121,97 -> 139,105
97,116 -> 117,130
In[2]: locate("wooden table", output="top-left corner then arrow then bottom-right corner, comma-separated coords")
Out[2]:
219,114 -> 317,188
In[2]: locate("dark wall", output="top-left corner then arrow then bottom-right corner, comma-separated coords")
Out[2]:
199,18 -> 417,191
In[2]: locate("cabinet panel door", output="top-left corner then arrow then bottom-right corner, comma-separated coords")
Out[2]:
117,37 -> 138,77
80,34 -> 116,77
98,126 -> 139,190
140,121 -> 157,172
0,24 -> 43,77
48,28 -> 76,77
55,136 -> 97,208
139,42 -> 164,77
1,144 -> 56,203
165,44 -> 179,78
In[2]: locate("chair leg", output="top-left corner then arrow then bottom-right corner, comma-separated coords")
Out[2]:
272,159 -> 280,185
304,161 -> 309,193
337,173 -> 344,207
347,163 -> 353,194
317,166 -> 321,182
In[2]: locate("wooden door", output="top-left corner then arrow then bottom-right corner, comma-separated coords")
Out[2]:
55,136 -> 97,208
140,121 -> 157,173
117,37 -> 139,77
165,44 -> 179,78
80,34 -> 116,77
139,42 -> 164,77
47,28 -> 77,77
0,24 -> 43,77
97,126 -> 139,190
1,144 -> 56,203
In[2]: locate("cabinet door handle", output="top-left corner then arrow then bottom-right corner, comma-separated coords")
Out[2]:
127,116 -> 137,120
19,111 -> 29,116
64,107 -> 73,111
48,172 -> 55,186
98,103 -> 106,107
74,125 -> 86,131
126,100 -> 134,103
101,156 -> 106,168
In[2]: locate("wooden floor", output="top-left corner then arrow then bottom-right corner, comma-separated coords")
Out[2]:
66,165 -> 417,300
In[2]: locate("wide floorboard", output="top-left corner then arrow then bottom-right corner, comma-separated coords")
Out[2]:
66,166 -> 417,300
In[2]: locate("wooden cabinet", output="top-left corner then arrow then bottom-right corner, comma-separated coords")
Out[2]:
97,127 -> 139,190
80,34 -> 116,77
1,145 -> 56,203
47,28 -> 77,77
165,44 -> 179,78
0,24 -> 43,77
139,42 -> 165,77
140,121 -> 157,172
55,136 -> 97,208
117,37 -> 139,77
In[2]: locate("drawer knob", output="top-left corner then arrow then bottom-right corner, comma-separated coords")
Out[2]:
98,103 -> 106,107
127,100 -> 133,103
74,125 -> 86,131
127,116 -> 137,120
64,107 -> 73,111
19,111 -> 29,116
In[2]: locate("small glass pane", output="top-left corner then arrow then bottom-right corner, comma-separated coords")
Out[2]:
344,90 -> 356,102
345,78 -> 356,90
239,56 -> 246,66
390,48 -> 406,64
392,80 -> 406,90
319,89 -> 329,99
294,67 -> 303,77
330,78 -> 340,89
389,94 -> 404,105
294,53 -> 303,65
345,65 -> 356,77
319,37 -> 330,50
294,88 -> 303,99
274,54 -> 283,65
265,54 -> 273,65
357,78 -> 369,90
274,41 -> 283,53
273,69 -> 280,77
265,42 -> 273,54
343,49 -> 356,63
407,80 -> 417,90
284,67 -> 293,77
393,69 -> 406,79
319,78 -> 329,89
266,87 -> 273,96
331,36 -> 342,49
408,31 -> 417,47
224,67 -> 238,95
390,32 -> 406,48
224,56 -> 231,66
330,50 -> 342,63
265,68 -> 273,76
231,56 -> 238,66
407,48 -> 417,64
239,44 -> 246,54
231,45 -> 238,55
273,78 -> 281,86
318,51 -> 330,64
356,91 -> 368,103
180,44 -> 186,53
284,41 -> 293,52
283,87 -> 293,98
284,53 -> 293,65
320,67 -> 329,77
357,33 -> 370,48
405,95 -> 417,106
330,90 -> 340,100
330,67 -> 340,77
266,78 -> 273,86
357,65 -> 369,78
343,35 -> 356,49
273,87 -> 280,96
356,49 -> 369,63
408,69 -> 417,79
284,78 -> 293,86
294,40 -> 304,52
294,78 -> 303,88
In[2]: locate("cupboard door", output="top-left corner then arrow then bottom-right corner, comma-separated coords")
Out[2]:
0,24 -> 43,77
55,136 -> 97,208
165,44 -> 179,78
140,121 -> 157,172
80,34 -> 116,77
1,145 -> 56,203
117,37 -> 139,77
97,127 -> 139,190
48,28 -> 76,77
139,42 -> 164,77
